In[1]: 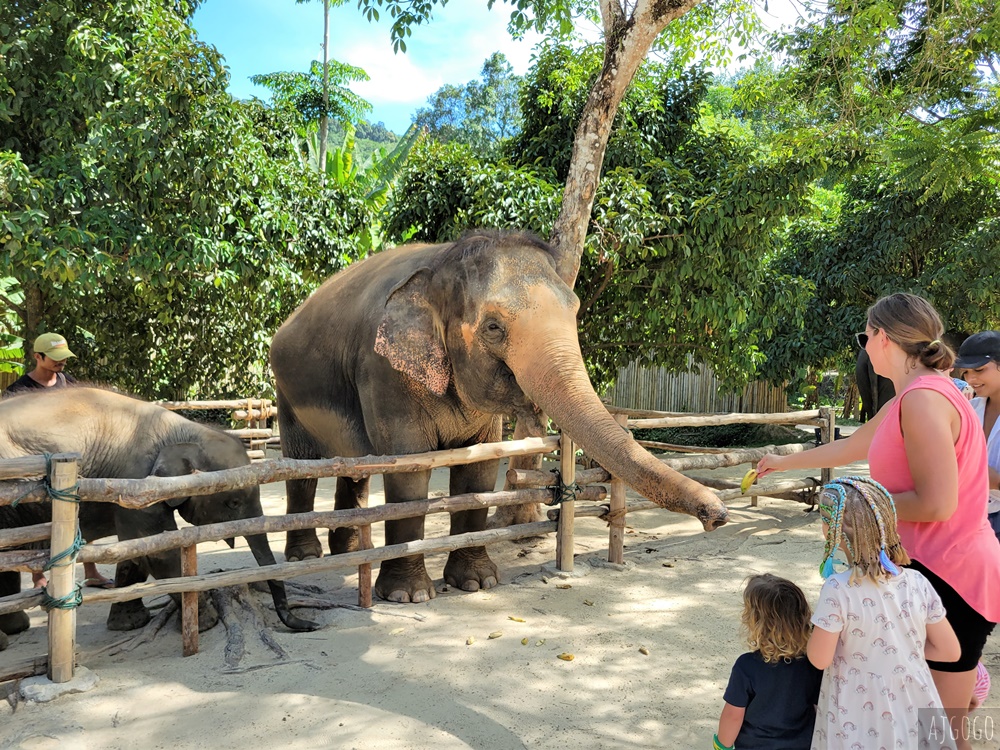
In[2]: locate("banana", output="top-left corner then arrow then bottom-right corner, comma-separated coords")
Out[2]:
740,468 -> 759,494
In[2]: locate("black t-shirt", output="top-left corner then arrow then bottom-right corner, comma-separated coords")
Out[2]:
2,372 -> 76,397
723,651 -> 822,750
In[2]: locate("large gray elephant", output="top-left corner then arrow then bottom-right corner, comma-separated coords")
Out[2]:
270,230 -> 727,604
855,348 -> 894,422
0,387 -> 317,649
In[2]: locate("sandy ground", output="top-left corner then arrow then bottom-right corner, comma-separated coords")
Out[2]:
1,455 -> 997,750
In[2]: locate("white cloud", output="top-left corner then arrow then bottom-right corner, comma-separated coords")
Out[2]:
332,2 -> 543,111
342,44 -> 446,105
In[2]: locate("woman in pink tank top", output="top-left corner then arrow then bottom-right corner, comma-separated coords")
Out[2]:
757,293 -> 1000,750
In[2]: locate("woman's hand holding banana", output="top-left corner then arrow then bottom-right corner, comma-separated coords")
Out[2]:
754,453 -> 786,479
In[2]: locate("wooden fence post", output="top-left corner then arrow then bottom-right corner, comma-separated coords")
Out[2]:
819,406 -> 835,486
47,453 -> 79,683
555,433 -> 576,572
608,415 -> 627,565
181,545 -> 198,657
358,524 -> 372,608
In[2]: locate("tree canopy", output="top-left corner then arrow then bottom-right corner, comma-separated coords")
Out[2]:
412,52 -> 522,156
387,46 -> 823,388
0,0 -> 372,398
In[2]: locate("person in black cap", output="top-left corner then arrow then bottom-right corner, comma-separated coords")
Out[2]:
956,330 -> 1000,541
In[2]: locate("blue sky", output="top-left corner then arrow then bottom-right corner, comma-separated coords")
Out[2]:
190,1 -> 546,134
190,1 -> 805,135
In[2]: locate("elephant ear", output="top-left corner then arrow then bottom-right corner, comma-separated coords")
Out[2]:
150,443 -> 206,508
375,268 -> 450,396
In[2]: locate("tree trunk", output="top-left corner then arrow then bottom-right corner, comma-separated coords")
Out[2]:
319,0 -> 331,184
550,0 -> 707,288
22,283 -> 46,362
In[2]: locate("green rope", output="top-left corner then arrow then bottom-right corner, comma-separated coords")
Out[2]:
44,528 -> 84,571
12,452 -> 81,507
546,470 -> 583,507
41,584 -> 84,611
30,453 -> 85,611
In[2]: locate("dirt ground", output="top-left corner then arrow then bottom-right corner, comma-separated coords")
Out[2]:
1,455 -> 997,750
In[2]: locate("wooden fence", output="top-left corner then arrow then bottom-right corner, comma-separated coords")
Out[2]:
604,358 -> 788,414
159,398 -> 278,459
0,406 -> 833,686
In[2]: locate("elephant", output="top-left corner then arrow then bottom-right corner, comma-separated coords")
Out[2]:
0,387 -> 318,649
855,348 -> 895,422
269,230 -> 727,604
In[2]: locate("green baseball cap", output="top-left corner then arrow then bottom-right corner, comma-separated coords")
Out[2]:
33,332 -> 76,361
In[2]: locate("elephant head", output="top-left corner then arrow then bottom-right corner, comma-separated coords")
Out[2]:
375,232 -> 727,530
150,435 -> 319,630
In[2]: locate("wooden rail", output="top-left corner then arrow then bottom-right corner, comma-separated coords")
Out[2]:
0,404 -> 834,684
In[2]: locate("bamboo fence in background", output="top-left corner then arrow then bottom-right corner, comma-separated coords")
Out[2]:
605,357 -> 788,414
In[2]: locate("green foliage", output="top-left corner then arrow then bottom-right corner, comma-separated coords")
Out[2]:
388,48 -> 826,390
302,122 -> 422,250
634,423 -> 814,449
0,0 -> 373,399
250,59 -> 372,128
757,172 -> 1000,386
413,52 -> 522,156
384,139 -> 560,242
769,0 -> 1000,202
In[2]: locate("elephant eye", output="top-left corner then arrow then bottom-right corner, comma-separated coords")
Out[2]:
482,318 -> 506,341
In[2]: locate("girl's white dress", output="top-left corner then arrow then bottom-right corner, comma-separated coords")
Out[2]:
810,568 -> 955,750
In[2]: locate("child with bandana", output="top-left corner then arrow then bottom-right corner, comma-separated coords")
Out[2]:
807,477 -> 960,749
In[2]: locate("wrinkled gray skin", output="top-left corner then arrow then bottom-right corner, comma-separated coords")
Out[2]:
0,388 -> 317,649
855,348 -> 895,422
270,231 -> 727,605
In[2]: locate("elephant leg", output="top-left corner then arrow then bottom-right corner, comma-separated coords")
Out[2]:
444,459 -> 501,592
108,504 -> 218,631
278,392 -> 325,562
375,471 -> 434,604
107,557 -> 153,631
329,476 -> 370,554
0,571 -> 30,646
145,547 -> 219,633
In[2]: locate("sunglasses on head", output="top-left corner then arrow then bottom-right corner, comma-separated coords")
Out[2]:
855,330 -> 876,349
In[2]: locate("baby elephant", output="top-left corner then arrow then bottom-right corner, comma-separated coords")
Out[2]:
0,386 -> 317,648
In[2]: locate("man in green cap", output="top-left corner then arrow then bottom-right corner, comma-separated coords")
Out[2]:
3,332 -> 78,396
2,332 -> 115,588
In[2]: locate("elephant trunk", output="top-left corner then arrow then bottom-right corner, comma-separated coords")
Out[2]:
245,533 -> 320,631
508,331 -> 728,531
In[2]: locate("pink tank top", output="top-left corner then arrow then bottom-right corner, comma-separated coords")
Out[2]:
869,374 -> 1000,622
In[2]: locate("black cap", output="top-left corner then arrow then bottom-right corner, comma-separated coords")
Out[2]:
954,330 -> 1000,369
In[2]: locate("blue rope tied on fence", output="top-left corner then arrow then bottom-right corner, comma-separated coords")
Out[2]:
546,470 -> 582,507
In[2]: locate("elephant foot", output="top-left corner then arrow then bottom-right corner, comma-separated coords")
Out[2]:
375,557 -> 436,603
286,529 -> 323,562
190,593 -> 219,632
487,502 -> 543,529
0,629 -> 8,651
329,527 -> 361,554
444,547 -> 499,592
0,610 -> 30,636
107,600 -> 152,631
